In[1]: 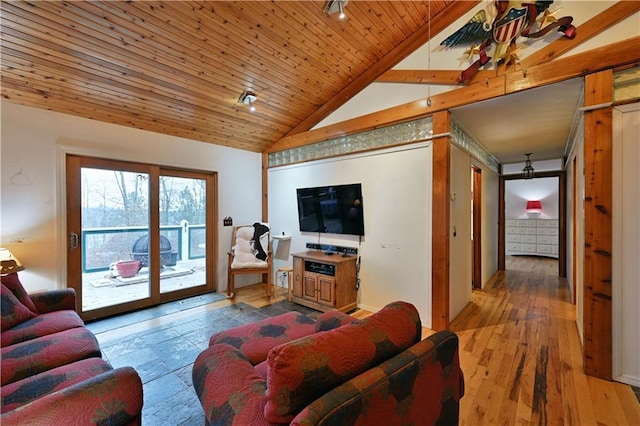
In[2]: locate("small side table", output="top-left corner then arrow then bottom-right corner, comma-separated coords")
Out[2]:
277,266 -> 294,301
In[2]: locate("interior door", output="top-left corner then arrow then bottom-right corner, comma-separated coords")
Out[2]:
472,166 -> 482,289
66,155 -> 215,321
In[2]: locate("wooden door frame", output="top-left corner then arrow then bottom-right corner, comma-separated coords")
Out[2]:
498,171 -> 566,278
571,156 -> 578,304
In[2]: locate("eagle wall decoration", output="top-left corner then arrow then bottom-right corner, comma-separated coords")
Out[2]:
441,0 -> 576,84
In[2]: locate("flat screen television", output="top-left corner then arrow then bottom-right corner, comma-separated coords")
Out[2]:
296,183 -> 364,236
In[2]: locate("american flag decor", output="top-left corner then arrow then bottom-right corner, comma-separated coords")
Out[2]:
493,7 -> 528,44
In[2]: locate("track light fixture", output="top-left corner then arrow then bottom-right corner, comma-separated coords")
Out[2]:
239,90 -> 257,112
324,0 -> 348,19
521,153 -> 535,180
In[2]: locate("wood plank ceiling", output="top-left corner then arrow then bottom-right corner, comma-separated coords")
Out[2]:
1,1 -> 476,152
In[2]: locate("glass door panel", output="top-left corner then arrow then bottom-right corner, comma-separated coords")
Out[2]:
159,175 -> 208,294
80,168 -> 151,312
67,155 -> 216,321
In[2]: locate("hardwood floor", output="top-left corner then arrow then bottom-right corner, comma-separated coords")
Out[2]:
92,261 -> 640,425
452,256 -> 640,425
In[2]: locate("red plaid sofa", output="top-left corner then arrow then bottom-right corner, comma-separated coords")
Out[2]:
193,301 -> 464,425
1,273 -> 143,425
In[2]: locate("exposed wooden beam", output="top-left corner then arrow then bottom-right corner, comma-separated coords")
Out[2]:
519,1 -> 640,69
505,36 -> 640,92
375,69 -> 496,85
268,37 -> 639,152
282,1 -> 481,137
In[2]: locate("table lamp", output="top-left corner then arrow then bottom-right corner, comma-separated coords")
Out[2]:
0,248 -> 25,275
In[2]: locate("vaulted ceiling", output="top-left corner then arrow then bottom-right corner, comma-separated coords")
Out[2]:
1,1 -> 478,152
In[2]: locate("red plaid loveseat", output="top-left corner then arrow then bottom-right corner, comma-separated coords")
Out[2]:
1,273 -> 143,425
193,301 -> 464,425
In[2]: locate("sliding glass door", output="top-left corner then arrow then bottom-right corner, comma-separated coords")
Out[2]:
66,155 -> 216,321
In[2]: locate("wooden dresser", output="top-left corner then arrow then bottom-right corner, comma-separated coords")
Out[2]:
505,219 -> 559,258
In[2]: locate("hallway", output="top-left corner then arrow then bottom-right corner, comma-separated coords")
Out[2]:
451,256 -> 639,425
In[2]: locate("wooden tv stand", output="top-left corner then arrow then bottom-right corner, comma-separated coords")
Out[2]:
291,251 -> 357,313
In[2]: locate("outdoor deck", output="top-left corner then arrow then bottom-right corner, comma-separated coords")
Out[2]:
82,259 -> 206,312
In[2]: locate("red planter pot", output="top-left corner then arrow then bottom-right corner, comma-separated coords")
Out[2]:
116,260 -> 141,278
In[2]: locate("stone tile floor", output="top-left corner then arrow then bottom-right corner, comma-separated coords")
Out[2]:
86,295 -> 320,425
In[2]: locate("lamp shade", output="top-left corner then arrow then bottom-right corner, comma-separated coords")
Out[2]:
0,248 -> 24,275
526,200 -> 542,211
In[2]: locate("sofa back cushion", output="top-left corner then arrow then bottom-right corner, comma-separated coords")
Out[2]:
290,330 -> 464,426
1,284 -> 36,332
264,301 -> 421,423
1,273 -> 39,314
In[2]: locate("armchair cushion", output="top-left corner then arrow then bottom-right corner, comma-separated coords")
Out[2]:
1,274 -> 38,314
231,225 -> 269,269
1,285 -> 36,332
264,301 -> 421,423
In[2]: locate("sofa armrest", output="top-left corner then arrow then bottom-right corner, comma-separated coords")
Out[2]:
209,311 -> 316,364
29,288 -> 77,313
192,344 -> 270,426
1,366 -> 143,425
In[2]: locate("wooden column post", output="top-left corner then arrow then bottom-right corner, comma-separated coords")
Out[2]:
583,70 -> 613,380
432,111 -> 451,330
262,153 -> 269,222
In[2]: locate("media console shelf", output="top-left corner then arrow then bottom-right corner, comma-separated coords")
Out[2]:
291,251 -> 357,313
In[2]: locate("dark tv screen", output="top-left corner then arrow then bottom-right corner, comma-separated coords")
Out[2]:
296,184 -> 364,236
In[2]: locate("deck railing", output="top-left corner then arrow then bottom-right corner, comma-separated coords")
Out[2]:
82,221 -> 205,273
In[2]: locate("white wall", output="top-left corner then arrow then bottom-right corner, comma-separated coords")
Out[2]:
572,125 -> 586,343
565,116 -> 584,310
449,145 -> 472,320
612,103 -> 640,386
505,177 -> 560,219
1,103 -> 262,293
268,144 -> 433,327
481,163 -> 500,288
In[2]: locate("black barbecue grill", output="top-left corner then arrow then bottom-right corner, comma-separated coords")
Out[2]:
131,234 -> 178,267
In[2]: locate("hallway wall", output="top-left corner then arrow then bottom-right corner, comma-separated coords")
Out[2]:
612,103 -> 640,386
449,145 -> 472,320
